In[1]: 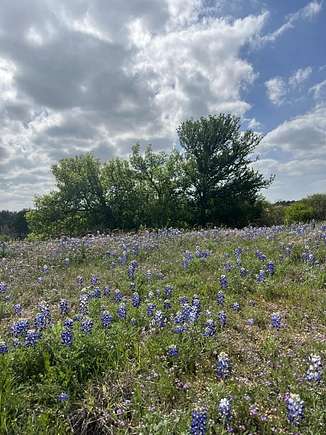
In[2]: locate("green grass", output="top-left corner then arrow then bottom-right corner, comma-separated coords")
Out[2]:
0,225 -> 325,434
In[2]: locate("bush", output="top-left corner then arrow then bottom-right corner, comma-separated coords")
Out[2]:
284,202 -> 314,224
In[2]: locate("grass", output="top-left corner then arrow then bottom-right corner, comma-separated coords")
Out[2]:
0,224 -> 325,434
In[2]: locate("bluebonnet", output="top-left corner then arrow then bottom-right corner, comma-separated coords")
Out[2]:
154,310 -> 166,328
164,285 -> 173,298
11,319 -> 29,336
103,286 -> 111,296
147,303 -> 156,317
174,325 -> 186,334
101,311 -> 113,328
90,275 -> 98,285
305,354 -> 322,382
195,246 -> 210,259
218,311 -> 227,327
218,398 -> 232,421
164,299 -> 172,310
267,261 -> 275,276
182,251 -> 193,269
39,301 -> 51,324
231,302 -> 240,312
42,264 -> 49,273
285,393 -> 304,426
271,312 -> 282,329
146,270 -> 152,282
90,287 -> 101,299
240,267 -> 248,278
59,299 -> 70,315
64,318 -> 74,329
79,294 -> 89,315
14,303 -> 22,316
117,303 -> 127,320
58,392 -> 69,401
61,329 -> 73,346
0,341 -> 8,354
216,291 -> 224,306
25,329 -> 40,347
234,247 -> 242,257
34,312 -> 47,330
216,352 -> 231,380
179,295 -> 189,305
220,275 -> 228,289
0,282 -> 7,293
76,275 -> 84,286
224,262 -> 233,272
114,289 -> 123,303
256,250 -> 266,261
190,409 -> 207,435
167,344 -> 178,357
203,319 -> 216,337
247,318 -> 255,326
128,260 -> 138,280
81,318 -> 93,334
256,270 -> 265,283
192,295 -> 201,309
131,292 -> 141,308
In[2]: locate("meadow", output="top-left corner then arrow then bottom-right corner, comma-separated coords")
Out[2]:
0,224 -> 325,434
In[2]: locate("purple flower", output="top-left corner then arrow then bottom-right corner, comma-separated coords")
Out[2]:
216,291 -> 225,306
11,319 -> 29,336
114,289 -> 123,303
271,312 -> 282,329
13,304 -> 22,316
190,409 -> 208,435
58,392 -> 69,402
203,319 -> 216,337
147,303 -> 156,317
164,285 -> 173,298
0,341 -> 8,354
34,312 -> 47,330
256,270 -> 265,283
25,329 -> 40,347
216,352 -> 231,380
81,318 -> 93,334
101,311 -> 113,328
131,292 -> 141,308
64,318 -> 74,329
59,299 -> 70,315
167,344 -> 178,357
103,286 -> 111,296
76,275 -> 84,286
218,398 -> 232,421
220,275 -> 228,289
285,393 -> 304,426
218,311 -> 227,328
61,329 -> 73,346
0,282 -> 7,293
117,303 -> 127,320
90,275 -> 98,285
305,354 -> 322,382
240,267 -> 248,278
231,302 -> 240,312
267,261 -> 275,276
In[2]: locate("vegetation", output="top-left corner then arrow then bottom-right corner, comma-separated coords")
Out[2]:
0,224 -> 325,433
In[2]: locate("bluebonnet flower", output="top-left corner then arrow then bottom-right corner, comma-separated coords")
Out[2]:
34,312 -> 47,330
234,247 -> 242,258
25,329 -> 40,347
203,319 -> 216,337
216,352 -> 231,380
131,292 -> 141,308
247,318 -> 255,326
128,260 -> 138,280
58,392 -> 69,402
220,275 -> 228,289
13,303 -> 22,316
90,287 -> 101,299
90,275 -> 98,285
59,299 -> 70,315
114,289 -> 123,303
267,261 -> 275,276
37,276 -> 43,284
182,251 -> 193,269
154,310 -> 166,328
256,250 -> 266,261
271,312 -> 282,329
167,344 -> 178,357
190,409 -> 208,435
218,311 -> 227,327
130,318 -> 137,326
101,311 -> 113,328
256,270 -> 265,283
61,329 -> 73,346
285,393 -> 304,426
147,303 -> 156,317
11,319 -> 29,336
103,286 -> 110,296
231,302 -> 240,312
174,325 -> 186,334
39,301 -> 51,323
0,341 -> 8,354
218,398 -> 232,421
164,299 -> 172,310
79,294 -> 89,315
164,285 -> 173,298
117,303 -> 127,320
0,282 -> 7,293
224,262 -> 233,272
81,318 -> 93,334
64,318 -> 74,329
189,306 -> 200,324
195,247 -> 210,259
216,291 -> 225,306
305,354 -> 322,382
147,290 -> 154,300
179,295 -> 189,305
240,267 -> 248,278
42,264 -> 49,273
76,275 -> 84,286
192,295 -> 201,309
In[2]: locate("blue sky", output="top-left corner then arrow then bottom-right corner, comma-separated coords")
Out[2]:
0,0 -> 325,209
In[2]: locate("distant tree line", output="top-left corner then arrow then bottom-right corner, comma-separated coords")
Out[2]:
0,210 -> 29,240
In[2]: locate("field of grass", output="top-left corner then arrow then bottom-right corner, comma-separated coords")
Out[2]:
0,224 -> 325,434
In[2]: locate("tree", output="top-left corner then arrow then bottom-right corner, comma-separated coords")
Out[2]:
285,202 -> 314,224
177,113 -> 273,226
303,193 -> 326,220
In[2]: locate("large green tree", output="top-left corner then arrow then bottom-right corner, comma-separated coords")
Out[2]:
177,113 -> 272,226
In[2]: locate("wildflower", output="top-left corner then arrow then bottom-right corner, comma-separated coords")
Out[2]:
0,341 -> 8,354
271,312 -> 282,329
257,270 -> 265,283
13,303 -> 22,316
103,286 -> 110,296
224,262 -> 233,272
25,329 -> 40,347
34,312 -> 47,330
76,275 -> 84,286
90,275 -> 98,285
59,299 -> 70,315
218,398 -> 232,421
218,311 -> 227,327
128,260 -> 138,280
79,294 -> 89,315
146,270 -> 152,282
285,393 -> 304,426
220,275 -> 228,289
39,301 -> 51,323
81,318 -> 93,334
131,292 -> 141,308
117,303 -> 127,320
64,318 -> 74,329
11,319 -> 29,336
164,285 -> 173,298
247,318 -> 255,326
182,251 -> 193,269
179,295 -> 189,305
216,291 -> 225,306
101,311 -> 113,328
114,289 -> 123,303
231,302 -> 240,312
58,392 -> 69,402
0,282 -> 7,293
153,310 -> 166,328
203,319 -> 216,337
167,344 -> 178,357
147,303 -> 156,317
267,261 -> 275,276
42,264 -> 49,273
61,329 -> 73,346
305,354 -> 322,382
164,299 -> 172,310
240,267 -> 248,278
216,352 -> 231,380
190,409 -> 208,435
91,287 -> 101,299
256,250 -> 266,261
174,325 -> 186,334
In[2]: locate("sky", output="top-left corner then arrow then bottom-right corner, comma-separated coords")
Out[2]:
0,0 -> 325,210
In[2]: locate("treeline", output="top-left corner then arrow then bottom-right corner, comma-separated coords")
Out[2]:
0,210 -> 29,240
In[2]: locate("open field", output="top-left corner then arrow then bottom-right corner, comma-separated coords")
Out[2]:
0,225 -> 325,434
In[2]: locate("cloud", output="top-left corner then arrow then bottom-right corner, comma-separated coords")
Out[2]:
265,77 -> 287,105
288,66 -> 312,88
310,79 -> 326,100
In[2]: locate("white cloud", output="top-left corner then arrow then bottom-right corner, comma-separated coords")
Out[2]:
310,79 -> 326,100
265,77 -> 287,105
289,66 -> 312,88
